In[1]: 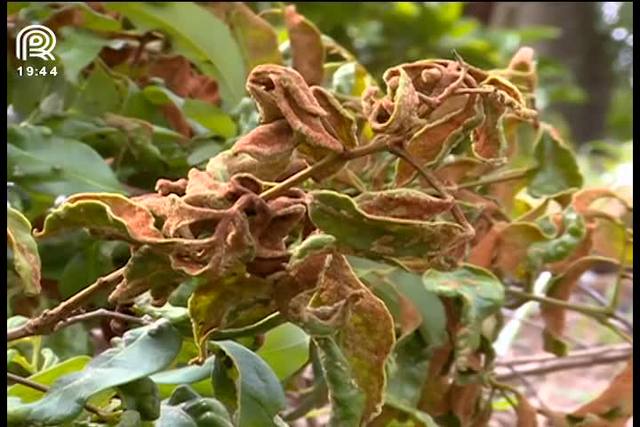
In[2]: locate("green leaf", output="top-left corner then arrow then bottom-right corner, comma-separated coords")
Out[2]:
106,2 -> 246,108
216,3 -> 283,69
7,207 -> 41,295
63,2 -> 122,32
527,208 -> 587,271
314,336 -> 366,427
188,274 -> 277,361
8,356 -> 90,403
71,61 -> 128,116
211,340 -> 286,427
8,124 -> 123,197
287,252 -> 396,424
8,320 -> 181,425
528,126 -> 583,197
309,190 -> 467,265
183,100 -> 237,138
257,323 -> 310,380
422,265 -> 504,371
349,256 -> 447,347
56,27 -> 110,83
36,193 -> 163,243
151,356 -> 215,399
117,377 -> 161,421
58,241 -> 113,299
157,385 -> 233,427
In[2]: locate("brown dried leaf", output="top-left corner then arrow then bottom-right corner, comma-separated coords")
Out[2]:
109,246 -> 185,305
147,55 -> 220,105
571,360 -> 633,426
286,251 -> 395,423
395,94 -> 483,186
247,65 -> 344,157
492,222 -> 547,282
355,189 -> 453,221
311,86 -> 358,149
467,222 -> 504,268
472,95 -> 507,161
516,392 -> 539,427
284,4 -> 325,86
540,256 -> 619,354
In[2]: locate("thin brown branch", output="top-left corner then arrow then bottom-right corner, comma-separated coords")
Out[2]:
388,145 -> 475,238
7,372 -> 110,419
52,308 -> 149,332
7,267 -> 126,342
259,137 -> 389,201
495,344 -> 632,380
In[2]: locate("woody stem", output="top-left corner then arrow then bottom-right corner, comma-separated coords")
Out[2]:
389,145 -> 475,237
259,137 -> 389,201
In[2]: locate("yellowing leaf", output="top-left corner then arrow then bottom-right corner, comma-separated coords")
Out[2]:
7,207 -> 41,296
188,273 -> 277,361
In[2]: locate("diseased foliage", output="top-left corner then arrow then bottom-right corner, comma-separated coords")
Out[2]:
6,3 -> 632,427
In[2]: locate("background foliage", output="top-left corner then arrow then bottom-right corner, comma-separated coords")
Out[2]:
6,2 -> 633,427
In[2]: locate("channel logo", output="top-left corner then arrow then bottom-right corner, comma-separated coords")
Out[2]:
15,24 -> 56,61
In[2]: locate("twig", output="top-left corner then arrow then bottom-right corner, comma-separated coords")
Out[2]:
259,138 -> 389,201
495,343 -> 631,366
7,268 -> 126,342
505,288 -> 608,318
7,372 -> 110,419
578,283 -> 633,333
52,308 -> 149,332
452,168 -> 533,191
388,145 -> 475,238
501,308 -> 587,348
495,344 -> 632,380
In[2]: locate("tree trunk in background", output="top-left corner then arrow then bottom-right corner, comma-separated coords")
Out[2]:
489,2 -> 613,145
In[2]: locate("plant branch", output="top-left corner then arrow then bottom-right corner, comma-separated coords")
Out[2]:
506,288 -> 608,318
260,137 -> 389,201
7,372 -> 110,419
388,145 -> 475,238
495,344 -> 632,380
7,268 -> 126,342
52,308 -> 149,332
451,168 -> 533,191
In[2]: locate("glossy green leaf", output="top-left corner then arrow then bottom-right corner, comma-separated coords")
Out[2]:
106,2 -> 246,108
8,356 -> 90,403
151,356 -> 215,399
211,340 -> 286,427
7,207 -> 41,295
157,385 -> 233,427
422,265 -> 504,371
528,127 -> 583,197
8,125 -> 123,197
257,323 -> 310,380
7,320 -> 181,425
